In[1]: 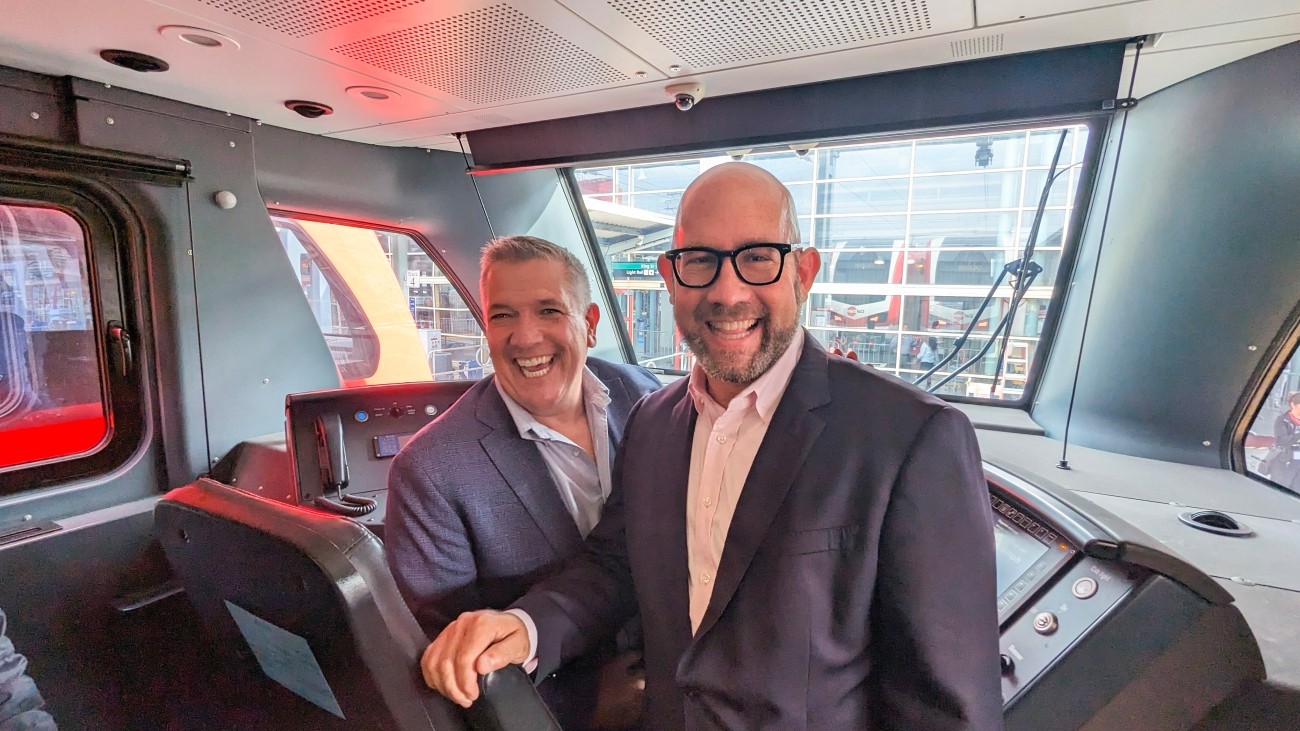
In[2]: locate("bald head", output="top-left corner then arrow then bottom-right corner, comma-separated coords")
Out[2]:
675,162 -> 799,247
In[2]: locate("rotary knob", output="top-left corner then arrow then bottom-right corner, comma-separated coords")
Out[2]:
1032,612 -> 1058,635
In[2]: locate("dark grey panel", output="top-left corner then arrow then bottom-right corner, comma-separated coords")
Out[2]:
1076,491 -> 1300,592
1210,580 -> 1300,693
1033,42 -> 1300,466
253,125 -> 494,308
0,85 -> 64,141
74,98 -> 340,466
467,42 -> 1126,169
122,182 -> 211,482
69,77 -> 249,132
976,430 -> 1300,523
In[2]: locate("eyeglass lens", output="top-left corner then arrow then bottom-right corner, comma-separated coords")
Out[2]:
675,245 -> 786,287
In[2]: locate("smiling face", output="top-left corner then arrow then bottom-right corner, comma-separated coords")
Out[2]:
483,257 -> 598,422
658,163 -> 819,402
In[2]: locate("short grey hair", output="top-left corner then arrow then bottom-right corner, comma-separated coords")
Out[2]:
479,235 -> 592,307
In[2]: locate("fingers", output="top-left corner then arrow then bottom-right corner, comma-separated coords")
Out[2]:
420,610 -> 530,708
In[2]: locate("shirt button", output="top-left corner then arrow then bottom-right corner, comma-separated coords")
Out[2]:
717,434 -> 727,444
703,496 -> 712,507
701,573 -> 711,585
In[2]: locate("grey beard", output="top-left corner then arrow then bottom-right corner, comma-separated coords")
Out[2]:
682,303 -> 801,385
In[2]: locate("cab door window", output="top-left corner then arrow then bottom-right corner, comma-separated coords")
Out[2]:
0,204 -> 107,471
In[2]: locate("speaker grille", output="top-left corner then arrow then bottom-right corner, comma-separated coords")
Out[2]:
951,34 -> 1004,58
195,0 -> 429,37
332,4 -> 628,104
609,0 -> 932,68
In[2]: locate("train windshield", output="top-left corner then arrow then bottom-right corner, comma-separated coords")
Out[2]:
576,122 -> 1091,402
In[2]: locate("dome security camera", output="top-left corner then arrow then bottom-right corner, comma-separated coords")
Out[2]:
285,100 -> 334,119
665,82 -> 705,112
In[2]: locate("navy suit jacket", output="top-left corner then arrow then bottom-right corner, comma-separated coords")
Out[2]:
514,335 -> 1004,731
385,356 -> 662,636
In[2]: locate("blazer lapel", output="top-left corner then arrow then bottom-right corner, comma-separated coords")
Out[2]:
652,388 -> 696,650
693,338 -> 831,640
603,374 -> 633,446
476,381 -> 583,556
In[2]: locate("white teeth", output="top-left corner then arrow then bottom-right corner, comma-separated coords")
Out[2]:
515,355 -> 554,378
711,320 -> 757,333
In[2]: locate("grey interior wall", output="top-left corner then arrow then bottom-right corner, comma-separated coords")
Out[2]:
253,126 -> 494,310
72,81 -> 341,467
1032,42 -> 1300,466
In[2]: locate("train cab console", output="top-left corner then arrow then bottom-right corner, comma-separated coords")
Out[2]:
987,463 -> 1264,730
281,380 -> 476,538
210,379 -> 1263,730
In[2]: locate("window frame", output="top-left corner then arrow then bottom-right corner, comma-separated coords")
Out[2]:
0,179 -> 145,492
1232,300 -> 1300,491
568,116 -> 1110,405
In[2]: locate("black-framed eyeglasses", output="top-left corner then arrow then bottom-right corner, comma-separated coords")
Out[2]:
664,243 -> 794,288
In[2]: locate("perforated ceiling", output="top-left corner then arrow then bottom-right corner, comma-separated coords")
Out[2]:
332,4 -> 628,104
609,0 -> 932,68
951,34 -> 1005,58
195,0 -> 429,37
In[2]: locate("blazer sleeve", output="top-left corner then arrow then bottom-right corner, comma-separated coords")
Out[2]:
869,405 -> 1005,731
385,451 -> 480,637
509,406 -> 642,678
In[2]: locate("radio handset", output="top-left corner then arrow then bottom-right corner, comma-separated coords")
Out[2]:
312,412 -> 376,517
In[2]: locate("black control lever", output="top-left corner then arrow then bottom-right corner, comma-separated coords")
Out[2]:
311,412 -> 376,517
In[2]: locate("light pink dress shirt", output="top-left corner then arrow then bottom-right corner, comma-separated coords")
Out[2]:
684,328 -> 804,633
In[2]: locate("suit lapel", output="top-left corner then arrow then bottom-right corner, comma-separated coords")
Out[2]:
476,381 -> 583,556
693,338 -> 831,640
655,388 -> 697,649
602,374 -> 633,446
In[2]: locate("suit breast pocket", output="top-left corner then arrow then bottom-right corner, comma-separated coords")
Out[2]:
772,525 -> 861,556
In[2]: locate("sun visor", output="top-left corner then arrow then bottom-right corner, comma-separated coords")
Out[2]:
467,41 -> 1128,172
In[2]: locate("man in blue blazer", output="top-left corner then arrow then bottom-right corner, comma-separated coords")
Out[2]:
423,166 -> 1002,730
385,235 -> 660,727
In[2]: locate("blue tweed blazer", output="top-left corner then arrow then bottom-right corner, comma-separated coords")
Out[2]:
385,356 -> 661,636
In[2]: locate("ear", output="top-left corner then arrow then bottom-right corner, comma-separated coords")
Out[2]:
584,303 -> 600,347
794,247 -> 820,297
656,254 -> 677,304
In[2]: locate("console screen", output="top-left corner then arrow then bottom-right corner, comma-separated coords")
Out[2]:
990,494 -> 1076,620
994,516 -> 1052,596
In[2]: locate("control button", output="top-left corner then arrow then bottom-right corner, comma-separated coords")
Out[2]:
1013,579 -> 1028,592
390,404 -> 403,418
1000,654 -> 1015,676
354,410 -> 369,423
1072,577 -> 1099,600
1004,588 -> 1019,600
1032,612 -> 1058,635
996,598 -> 1007,612
424,405 -> 438,416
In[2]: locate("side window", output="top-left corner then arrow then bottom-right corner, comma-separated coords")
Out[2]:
1245,348 -> 1300,493
271,215 -> 491,386
0,203 -> 110,473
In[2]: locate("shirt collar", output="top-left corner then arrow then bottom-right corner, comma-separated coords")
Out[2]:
687,328 -> 805,423
495,366 -> 610,442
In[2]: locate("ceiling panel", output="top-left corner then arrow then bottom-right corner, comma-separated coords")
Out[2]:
976,0 -> 1138,26
554,0 -> 973,74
